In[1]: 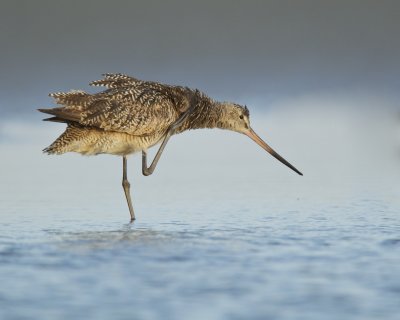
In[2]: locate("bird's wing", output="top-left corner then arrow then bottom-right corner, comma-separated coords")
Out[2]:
41,79 -> 195,136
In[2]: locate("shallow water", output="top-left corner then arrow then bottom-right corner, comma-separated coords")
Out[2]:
0,193 -> 399,320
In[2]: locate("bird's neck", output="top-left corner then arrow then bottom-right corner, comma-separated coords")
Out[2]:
179,96 -> 226,131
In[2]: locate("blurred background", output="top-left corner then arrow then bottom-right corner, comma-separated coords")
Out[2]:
0,0 -> 399,204
1,1 -> 400,319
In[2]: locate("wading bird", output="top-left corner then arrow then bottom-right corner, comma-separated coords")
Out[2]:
39,74 -> 302,221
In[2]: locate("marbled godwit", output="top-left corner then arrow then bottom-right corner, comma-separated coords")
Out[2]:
39,74 -> 302,221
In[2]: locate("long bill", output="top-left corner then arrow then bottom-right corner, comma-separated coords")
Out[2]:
245,128 -> 303,176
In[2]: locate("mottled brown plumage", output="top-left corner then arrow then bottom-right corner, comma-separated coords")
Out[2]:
39,73 -> 302,221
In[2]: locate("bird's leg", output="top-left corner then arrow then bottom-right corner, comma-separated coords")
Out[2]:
142,131 -> 172,176
142,99 -> 198,176
122,156 -> 135,221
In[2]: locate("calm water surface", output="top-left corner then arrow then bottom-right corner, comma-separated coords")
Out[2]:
0,190 -> 399,320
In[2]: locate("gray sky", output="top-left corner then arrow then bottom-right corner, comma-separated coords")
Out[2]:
0,0 -> 399,118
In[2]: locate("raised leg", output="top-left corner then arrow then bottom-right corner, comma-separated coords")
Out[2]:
142,95 -> 198,176
142,131 -> 173,176
122,156 -> 135,221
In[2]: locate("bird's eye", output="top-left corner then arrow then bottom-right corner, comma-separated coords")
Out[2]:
239,115 -> 244,120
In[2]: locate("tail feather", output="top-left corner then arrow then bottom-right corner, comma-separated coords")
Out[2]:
42,116 -> 69,123
38,107 -> 80,123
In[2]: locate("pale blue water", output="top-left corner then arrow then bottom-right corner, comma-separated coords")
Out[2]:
0,194 -> 399,320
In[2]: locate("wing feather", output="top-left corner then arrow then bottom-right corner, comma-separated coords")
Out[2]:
89,73 -> 140,88
40,74 -> 196,136
49,90 -> 95,109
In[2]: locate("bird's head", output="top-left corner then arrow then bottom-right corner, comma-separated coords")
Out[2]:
217,102 -> 251,134
218,102 -> 303,176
